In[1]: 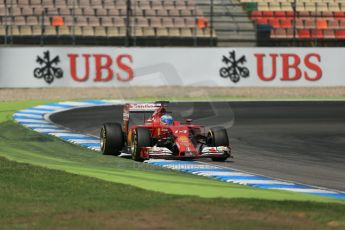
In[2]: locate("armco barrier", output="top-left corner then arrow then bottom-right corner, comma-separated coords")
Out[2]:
1,47 -> 345,87
12,100 -> 345,200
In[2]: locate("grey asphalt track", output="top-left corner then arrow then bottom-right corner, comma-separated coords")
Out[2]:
50,101 -> 345,192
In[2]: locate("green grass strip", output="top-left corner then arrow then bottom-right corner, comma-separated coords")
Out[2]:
132,96 -> 345,102
0,100 -> 60,123
1,156 -> 345,230
0,99 -> 345,229
0,100 -> 343,202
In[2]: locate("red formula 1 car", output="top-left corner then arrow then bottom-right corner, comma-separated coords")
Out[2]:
100,102 -> 232,162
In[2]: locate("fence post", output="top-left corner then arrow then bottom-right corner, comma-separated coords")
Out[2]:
40,11 -> 45,46
72,0 -> 76,45
210,0 -> 214,46
126,0 -> 132,47
10,0 -> 13,45
292,0 -> 296,46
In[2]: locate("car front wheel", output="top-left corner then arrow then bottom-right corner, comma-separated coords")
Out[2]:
207,127 -> 229,162
131,127 -> 152,162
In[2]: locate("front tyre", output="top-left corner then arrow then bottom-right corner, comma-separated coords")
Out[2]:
207,127 -> 229,162
131,127 -> 152,162
207,127 -> 229,147
100,123 -> 124,156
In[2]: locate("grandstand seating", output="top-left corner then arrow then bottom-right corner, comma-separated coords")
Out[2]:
241,0 -> 345,42
0,0 -> 215,45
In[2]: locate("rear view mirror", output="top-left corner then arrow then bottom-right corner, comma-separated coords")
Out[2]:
185,119 -> 193,124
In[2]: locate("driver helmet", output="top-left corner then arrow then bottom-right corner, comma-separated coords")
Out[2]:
161,114 -> 174,125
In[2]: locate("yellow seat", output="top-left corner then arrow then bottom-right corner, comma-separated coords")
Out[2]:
142,28 -> 155,37
20,25 -> 32,36
0,25 -> 6,36
71,26 -> 82,36
168,28 -> 180,37
180,28 -> 192,37
94,27 -> 107,37
107,27 -> 120,37
132,27 -> 144,37
58,26 -> 70,36
10,26 -> 20,36
82,26 -> 94,36
44,26 -> 57,36
156,28 -> 169,37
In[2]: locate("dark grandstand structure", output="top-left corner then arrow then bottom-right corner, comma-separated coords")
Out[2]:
0,0 -> 344,46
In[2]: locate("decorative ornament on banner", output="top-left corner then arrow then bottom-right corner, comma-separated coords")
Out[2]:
33,50 -> 63,84
219,50 -> 250,83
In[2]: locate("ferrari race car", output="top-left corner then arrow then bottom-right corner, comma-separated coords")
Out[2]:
100,102 -> 232,162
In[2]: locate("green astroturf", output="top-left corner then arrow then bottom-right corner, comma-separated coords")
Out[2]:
0,100 -> 342,202
0,99 -> 344,229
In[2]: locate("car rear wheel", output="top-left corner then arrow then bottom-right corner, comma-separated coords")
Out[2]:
131,127 -> 152,162
207,127 -> 229,162
100,123 -> 124,156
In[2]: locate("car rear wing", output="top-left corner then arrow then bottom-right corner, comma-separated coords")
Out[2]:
122,102 -> 168,133
125,103 -> 162,113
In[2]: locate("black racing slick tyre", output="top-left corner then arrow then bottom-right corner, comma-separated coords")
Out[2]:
207,127 -> 229,147
207,127 -> 229,162
131,127 -> 152,162
100,123 -> 124,156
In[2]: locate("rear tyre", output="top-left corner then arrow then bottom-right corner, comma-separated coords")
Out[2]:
207,127 -> 229,162
131,127 -> 152,162
100,123 -> 124,156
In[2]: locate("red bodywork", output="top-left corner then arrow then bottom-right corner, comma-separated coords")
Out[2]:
123,103 -> 231,160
